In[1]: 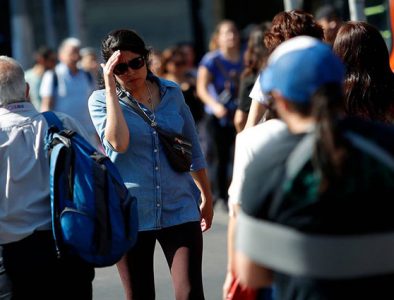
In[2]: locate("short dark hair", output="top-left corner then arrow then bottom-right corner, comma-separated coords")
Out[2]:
101,29 -> 150,63
315,4 -> 341,21
35,46 -> 55,61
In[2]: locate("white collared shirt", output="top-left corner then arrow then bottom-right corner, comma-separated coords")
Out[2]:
0,102 -> 89,244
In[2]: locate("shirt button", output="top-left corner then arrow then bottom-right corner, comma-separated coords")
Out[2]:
157,203 -> 160,207
156,185 -> 160,189
153,131 -> 157,135
154,149 -> 158,153
155,166 -> 159,171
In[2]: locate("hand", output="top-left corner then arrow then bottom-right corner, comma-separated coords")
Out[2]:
212,102 -> 228,119
101,50 -> 121,91
200,196 -> 214,232
223,271 -> 234,300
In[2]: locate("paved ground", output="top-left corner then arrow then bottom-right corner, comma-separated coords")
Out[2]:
93,205 -> 229,299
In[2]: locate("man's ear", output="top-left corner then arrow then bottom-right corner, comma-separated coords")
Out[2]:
272,91 -> 288,111
25,82 -> 30,100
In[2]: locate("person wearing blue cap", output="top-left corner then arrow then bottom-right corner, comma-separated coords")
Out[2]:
235,35 -> 394,299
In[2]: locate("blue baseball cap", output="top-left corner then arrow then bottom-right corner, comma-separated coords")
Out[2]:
260,36 -> 344,104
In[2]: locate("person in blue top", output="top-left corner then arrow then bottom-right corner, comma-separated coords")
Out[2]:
88,29 -> 214,300
197,20 -> 243,208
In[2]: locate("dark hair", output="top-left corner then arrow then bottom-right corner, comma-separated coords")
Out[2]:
160,45 -> 186,75
101,29 -> 150,63
315,4 -> 341,21
35,46 -> 55,61
264,10 -> 324,53
333,21 -> 394,123
241,22 -> 270,79
100,29 -> 152,88
311,83 -> 347,190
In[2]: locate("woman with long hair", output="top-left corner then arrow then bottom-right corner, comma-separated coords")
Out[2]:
333,21 -> 394,123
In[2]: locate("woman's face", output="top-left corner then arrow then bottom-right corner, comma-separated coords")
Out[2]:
167,54 -> 187,76
217,23 -> 240,50
114,50 -> 147,91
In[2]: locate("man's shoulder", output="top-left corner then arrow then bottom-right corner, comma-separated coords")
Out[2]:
241,120 -> 291,153
52,112 -> 90,138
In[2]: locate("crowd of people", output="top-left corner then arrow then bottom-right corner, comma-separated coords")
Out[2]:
2,3 -> 394,300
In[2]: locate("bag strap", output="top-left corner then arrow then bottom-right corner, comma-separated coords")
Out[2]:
237,212 -> 394,279
118,90 -> 157,127
42,111 -> 64,131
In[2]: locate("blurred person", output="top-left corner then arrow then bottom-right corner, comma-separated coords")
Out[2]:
40,37 -> 97,147
0,56 -> 94,299
234,22 -> 270,133
80,47 -> 100,88
197,20 -> 243,208
24,46 -> 57,110
315,4 -> 343,46
149,49 -> 163,76
89,29 -> 213,300
162,45 -> 205,125
236,35 -> 394,300
333,21 -> 394,123
178,41 -> 198,78
244,10 -> 324,129
224,97 -> 278,300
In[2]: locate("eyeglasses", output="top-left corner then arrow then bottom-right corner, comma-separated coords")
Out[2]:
113,56 -> 145,75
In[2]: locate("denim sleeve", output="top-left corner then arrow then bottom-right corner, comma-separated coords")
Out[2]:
88,90 -> 116,152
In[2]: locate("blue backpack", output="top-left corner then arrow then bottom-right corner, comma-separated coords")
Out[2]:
42,111 -> 138,267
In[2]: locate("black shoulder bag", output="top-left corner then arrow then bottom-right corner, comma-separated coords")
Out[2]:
119,92 -> 192,172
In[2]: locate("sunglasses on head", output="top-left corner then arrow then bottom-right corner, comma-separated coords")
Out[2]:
113,56 -> 145,75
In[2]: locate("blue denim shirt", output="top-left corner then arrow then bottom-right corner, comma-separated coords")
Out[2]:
88,77 -> 206,231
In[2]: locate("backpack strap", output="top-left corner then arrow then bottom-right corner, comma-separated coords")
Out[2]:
267,132 -> 314,219
237,212 -> 394,279
42,111 -> 64,131
345,131 -> 394,171
48,142 -> 72,256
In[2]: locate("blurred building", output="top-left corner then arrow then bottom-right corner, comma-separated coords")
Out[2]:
0,0 -> 393,69
0,0 -> 283,68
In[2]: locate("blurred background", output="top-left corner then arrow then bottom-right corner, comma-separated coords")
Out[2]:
0,0 -> 393,69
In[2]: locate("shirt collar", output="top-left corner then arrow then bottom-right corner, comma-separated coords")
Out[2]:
0,101 -> 35,116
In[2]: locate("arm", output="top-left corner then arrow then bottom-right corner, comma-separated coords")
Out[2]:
100,50 -> 130,152
196,65 -> 227,119
244,99 -> 266,129
191,168 -> 214,232
39,71 -> 55,112
41,96 -> 54,112
222,204 -> 238,299
234,109 -> 248,133
235,250 -> 273,288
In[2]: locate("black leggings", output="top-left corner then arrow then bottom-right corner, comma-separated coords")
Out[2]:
206,115 -> 236,202
122,221 -> 204,300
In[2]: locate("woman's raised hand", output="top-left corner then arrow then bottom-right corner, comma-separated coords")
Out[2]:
101,50 -> 121,91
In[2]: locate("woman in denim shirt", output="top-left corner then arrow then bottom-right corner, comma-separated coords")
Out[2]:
88,29 -> 214,300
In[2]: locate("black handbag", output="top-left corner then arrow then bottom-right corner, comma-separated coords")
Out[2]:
155,126 -> 192,172
119,92 -> 192,172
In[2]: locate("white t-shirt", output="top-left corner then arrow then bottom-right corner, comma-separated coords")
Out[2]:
228,119 -> 287,214
249,74 -> 268,104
